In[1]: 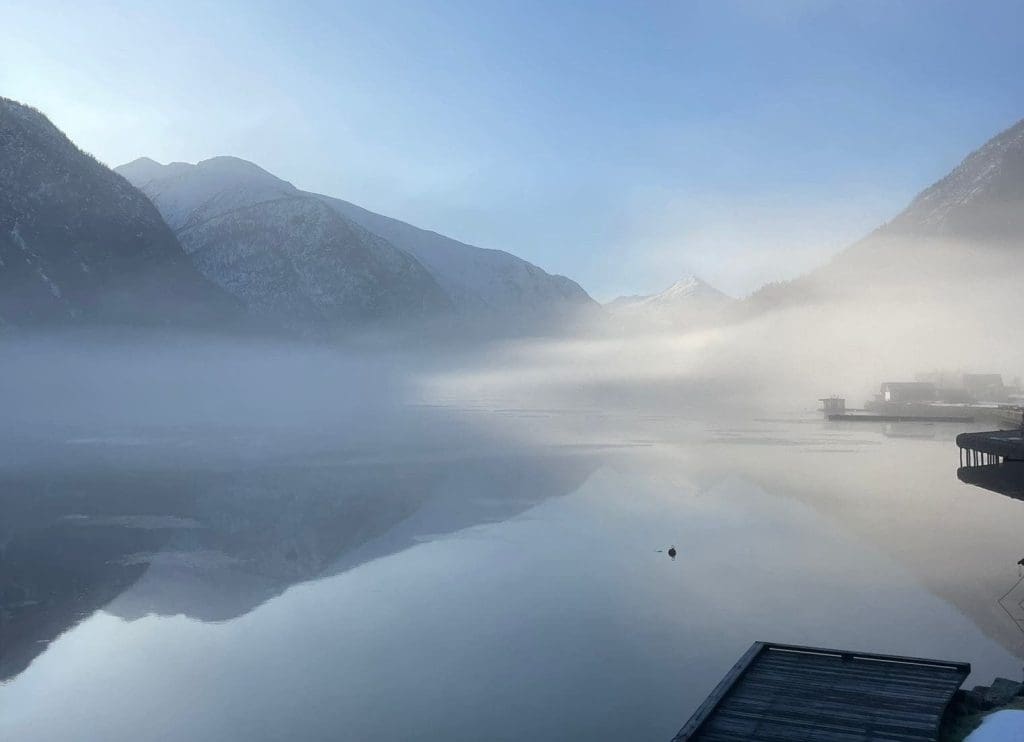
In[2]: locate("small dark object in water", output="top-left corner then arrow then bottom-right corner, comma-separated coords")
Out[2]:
668,546 -> 677,559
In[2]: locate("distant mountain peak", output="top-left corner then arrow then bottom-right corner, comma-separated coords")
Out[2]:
122,155 -> 161,168
658,274 -> 728,300
119,155 -> 294,192
605,273 -> 732,327
608,274 -> 728,308
193,156 -> 288,183
115,156 -> 174,187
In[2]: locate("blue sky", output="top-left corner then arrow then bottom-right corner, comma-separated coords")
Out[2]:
3,1 -> 1022,299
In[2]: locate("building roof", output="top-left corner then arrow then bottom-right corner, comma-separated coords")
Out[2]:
671,642 -> 970,742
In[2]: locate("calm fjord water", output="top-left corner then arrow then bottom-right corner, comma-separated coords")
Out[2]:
1,410 -> 1022,741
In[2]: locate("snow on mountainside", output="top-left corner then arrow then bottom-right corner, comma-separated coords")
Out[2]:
315,194 -> 596,320
819,116 -> 1024,282
119,156 -> 597,329
883,118 -> 1024,241
0,98 -> 240,327
745,117 -> 1024,313
118,157 -> 450,328
606,274 -> 733,328
607,274 -> 729,311
118,156 -> 297,232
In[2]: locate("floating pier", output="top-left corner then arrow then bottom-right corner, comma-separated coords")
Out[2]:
828,413 -> 975,423
956,429 -> 1024,466
671,642 -> 970,741
957,461 -> 1024,500
819,396 -> 1022,426
819,397 -> 976,423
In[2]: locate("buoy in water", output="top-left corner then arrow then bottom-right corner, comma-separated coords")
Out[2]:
667,546 -> 676,559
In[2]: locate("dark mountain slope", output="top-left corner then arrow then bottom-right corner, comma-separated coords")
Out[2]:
0,98 -> 240,327
746,117 -> 1024,312
883,118 -> 1024,243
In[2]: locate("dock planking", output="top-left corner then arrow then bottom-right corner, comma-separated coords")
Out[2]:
671,642 -> 970,742
828,413 -> 974,423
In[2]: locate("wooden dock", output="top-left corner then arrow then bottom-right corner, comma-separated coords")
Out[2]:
820,397 -> 1021,426
956,429 -> 1024,465
671,642 -> 970,741
828,413 -> 974,423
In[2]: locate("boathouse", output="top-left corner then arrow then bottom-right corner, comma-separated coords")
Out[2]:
819,397 -> 846,416
880,382 -> 936,403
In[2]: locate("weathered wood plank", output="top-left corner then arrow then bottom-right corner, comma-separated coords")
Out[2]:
762,643 -> 971,674
671,642 -> 970,741
671,642 -> 766,741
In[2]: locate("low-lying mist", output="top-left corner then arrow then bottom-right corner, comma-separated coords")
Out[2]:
422,247 -> 1024,417
3,241 -> 1021,447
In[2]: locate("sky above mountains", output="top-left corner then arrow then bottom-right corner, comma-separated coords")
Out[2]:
3,0 -> 1023,299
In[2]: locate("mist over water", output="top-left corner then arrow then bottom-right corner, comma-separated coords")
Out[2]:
4,3 -> 1024,738
3,264 -> 1024,740
419,263 -> 1024,420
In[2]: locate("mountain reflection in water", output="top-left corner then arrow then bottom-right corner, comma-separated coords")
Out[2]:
4,413 -> 1024,742
0,424 -> 599,681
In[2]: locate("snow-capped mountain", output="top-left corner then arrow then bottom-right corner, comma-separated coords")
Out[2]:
118,156 -> 597,332
0,99 -> 239,326
316,194 -> 596,321
606,274 -> 732,328
117,157 -> 450,329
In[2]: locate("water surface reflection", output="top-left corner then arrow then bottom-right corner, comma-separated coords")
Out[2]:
2,412 -> 1023,741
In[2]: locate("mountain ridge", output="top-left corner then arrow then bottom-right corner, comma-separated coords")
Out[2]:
313,190 -> 595,319
607,274 -> 730,308
118,156 -> 598,331
885,117 -> 1024,240
605,273 -> 733,329
117,156 -> 452,329
745,115 -> 1024,313
0,98 -> 242,327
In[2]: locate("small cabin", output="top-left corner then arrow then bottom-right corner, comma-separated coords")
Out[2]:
880,381 -> 936,403
819,397 -> 846,415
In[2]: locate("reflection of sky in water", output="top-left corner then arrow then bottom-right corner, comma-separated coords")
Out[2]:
2,415 -> 1024,741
